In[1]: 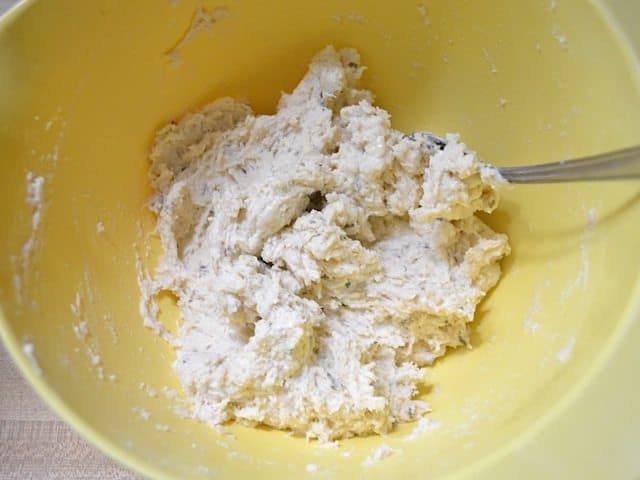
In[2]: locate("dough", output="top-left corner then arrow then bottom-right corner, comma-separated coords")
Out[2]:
142,46 -> 509,441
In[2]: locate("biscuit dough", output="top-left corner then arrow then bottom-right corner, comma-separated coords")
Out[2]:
142,46 -> 509,441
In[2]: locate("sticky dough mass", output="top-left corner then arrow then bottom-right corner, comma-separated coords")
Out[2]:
143,46 -> 510,441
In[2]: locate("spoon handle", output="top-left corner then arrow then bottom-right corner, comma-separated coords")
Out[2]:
498,145 -> 640,184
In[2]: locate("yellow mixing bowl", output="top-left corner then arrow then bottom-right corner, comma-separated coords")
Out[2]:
1,0 -> 639,478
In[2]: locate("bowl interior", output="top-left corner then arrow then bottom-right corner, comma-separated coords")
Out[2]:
1,0 -> 639,478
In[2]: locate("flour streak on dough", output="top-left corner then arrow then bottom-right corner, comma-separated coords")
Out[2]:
142,46 -> 509,441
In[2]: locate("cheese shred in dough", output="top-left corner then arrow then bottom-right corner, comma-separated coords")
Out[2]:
142,46 -> 510,441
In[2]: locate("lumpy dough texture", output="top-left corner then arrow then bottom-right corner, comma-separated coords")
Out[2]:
143,46 -> 510,441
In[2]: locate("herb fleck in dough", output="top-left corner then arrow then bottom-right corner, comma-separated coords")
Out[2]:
142,46 -> 510,441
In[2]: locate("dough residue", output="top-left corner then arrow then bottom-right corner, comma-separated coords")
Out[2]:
22,340 -> 42,375
142,46 -> 509,441
404,415 -> 442,441
362,443 -> 400,466
556,336 -> 575,363
165,6 -> 228,66
13,172 -> 45,305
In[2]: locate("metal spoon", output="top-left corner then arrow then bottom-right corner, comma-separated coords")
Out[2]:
424,133 -> 640,184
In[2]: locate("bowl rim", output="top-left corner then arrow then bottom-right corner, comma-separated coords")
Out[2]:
1,0 -> 639,478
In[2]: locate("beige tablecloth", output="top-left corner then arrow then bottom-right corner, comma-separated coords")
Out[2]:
0,1 -> 139,478
0,347 -> 138,479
